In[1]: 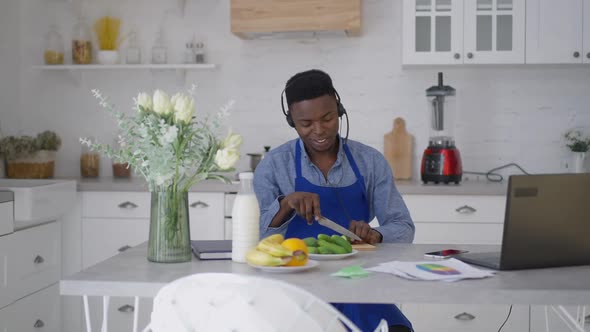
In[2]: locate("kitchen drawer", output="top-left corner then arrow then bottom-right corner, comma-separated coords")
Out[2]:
414,222 -> 504,244
8,222 -> 60,302
188,192 -> 225,241
82,218 -> 149,269
82,192 -> 150,219
403,195 -> 506,223
4,284 -> 60,332
402,303 -> 528,332
530,305 -> 590,332
0,234 -> 9,309
86,296 -> 153,332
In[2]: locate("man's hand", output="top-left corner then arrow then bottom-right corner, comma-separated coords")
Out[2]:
283,192 -> 321,225
349,220 -> 383,244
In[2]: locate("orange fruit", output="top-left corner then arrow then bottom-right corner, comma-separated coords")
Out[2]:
281,238 -> 309,266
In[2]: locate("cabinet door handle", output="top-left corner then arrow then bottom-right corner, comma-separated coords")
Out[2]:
34,319 -> 45,328
573,51 -> 580,58
586,52 -> 590,59
467,52 -> 474,59
454,312 -> 476,321
118,304 -> 135,313
190,201 -> 209,208
454,53 -> 460,59
118,201 -> 138,209
34,255 -> 45,264
455,205 -> 477,214
118,245 -> 132,252
585,314 -> 590,324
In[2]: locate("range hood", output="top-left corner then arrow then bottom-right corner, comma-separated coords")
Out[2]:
231,0 -> 361,39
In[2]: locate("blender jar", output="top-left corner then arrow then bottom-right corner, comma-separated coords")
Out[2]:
426,72 -> 456,146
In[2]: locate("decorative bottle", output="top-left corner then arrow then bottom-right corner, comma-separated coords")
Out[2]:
44,25 -> 65,65
231,172 -> 260,263
72,16 -> 92,64
125,30 -> 141,64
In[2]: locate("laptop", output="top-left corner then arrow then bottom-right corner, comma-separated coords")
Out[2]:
455,173 -> 590,270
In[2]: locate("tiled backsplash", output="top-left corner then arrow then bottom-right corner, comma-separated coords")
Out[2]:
1,0 -> 589,179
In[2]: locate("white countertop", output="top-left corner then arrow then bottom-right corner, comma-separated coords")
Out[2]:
69,177 -> 508,196
61,243 -> 590,305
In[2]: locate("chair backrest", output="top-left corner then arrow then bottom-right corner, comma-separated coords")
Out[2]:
145,273 -> 368,332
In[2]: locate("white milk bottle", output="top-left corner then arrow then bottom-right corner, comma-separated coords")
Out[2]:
231,172 -> 260,263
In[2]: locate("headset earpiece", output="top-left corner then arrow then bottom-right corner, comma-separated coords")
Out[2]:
286,112 -> 295,128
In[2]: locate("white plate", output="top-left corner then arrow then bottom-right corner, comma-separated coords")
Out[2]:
308,249 -> 358,260
248,259 -> 319,273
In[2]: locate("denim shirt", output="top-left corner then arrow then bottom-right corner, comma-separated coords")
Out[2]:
253,138 -> 415,243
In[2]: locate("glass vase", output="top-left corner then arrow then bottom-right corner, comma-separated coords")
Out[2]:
147,191 -> 191,263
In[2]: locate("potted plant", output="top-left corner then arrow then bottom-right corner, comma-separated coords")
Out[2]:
564,129 -> 590,173
0,130 -> 62,178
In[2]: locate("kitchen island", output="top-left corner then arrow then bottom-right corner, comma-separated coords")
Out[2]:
61,243 -> 590,332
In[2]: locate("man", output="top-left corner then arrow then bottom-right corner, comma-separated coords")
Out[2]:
253,69 -> 415,331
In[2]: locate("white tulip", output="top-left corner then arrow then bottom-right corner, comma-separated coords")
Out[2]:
172,93 -> 195,123
153,90 -> 173,115
215,148 -> 239,170
222,130 -> 242,150
136,92 -> 152,112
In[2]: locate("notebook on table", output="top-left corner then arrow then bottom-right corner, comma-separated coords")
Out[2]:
191,240 -> 232,260
455,173 -> 590,271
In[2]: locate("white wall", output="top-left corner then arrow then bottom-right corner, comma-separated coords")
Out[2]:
0,0 -> 22,135
4,0 -> 590,179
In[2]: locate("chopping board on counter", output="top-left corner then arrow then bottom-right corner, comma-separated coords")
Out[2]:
383,117 -> 413,180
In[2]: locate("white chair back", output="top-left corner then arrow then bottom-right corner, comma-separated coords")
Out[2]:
144,273 -> 388,332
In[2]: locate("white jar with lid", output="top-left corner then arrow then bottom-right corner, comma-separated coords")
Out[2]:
231,172 -> 260,263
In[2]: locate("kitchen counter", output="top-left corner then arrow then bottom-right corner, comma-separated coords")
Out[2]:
69,177 -> 507,196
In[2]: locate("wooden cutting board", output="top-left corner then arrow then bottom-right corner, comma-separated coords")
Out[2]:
352,243 -> 376,251
383,117 -> 413,180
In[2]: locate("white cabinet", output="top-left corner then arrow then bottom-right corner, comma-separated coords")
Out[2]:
403,194 -> 506,244
85,297 -> 153,332
402,304 -> 528,332
187,192 -> 225,241
0,222 -> 61,332
525,0 -> 586,64
403,0 -> 524,64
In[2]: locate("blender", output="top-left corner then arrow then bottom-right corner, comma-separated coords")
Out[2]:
421,72 -> 462,184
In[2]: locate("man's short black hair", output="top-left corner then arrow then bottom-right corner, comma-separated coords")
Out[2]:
285,69 -> 336,108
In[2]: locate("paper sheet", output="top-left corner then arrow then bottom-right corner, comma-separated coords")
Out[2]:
366,258 -> 495,282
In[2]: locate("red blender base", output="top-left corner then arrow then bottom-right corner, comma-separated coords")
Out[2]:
421,147 -> 463,184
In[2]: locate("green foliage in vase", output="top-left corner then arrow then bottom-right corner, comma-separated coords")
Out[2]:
564,130 -> 590,153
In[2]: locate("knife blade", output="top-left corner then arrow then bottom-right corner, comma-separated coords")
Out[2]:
317,216 -> 363,242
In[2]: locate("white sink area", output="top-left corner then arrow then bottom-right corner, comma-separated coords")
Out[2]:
0,179 -> 76,230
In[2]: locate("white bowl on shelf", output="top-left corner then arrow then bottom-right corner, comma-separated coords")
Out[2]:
96,50 -> 120,65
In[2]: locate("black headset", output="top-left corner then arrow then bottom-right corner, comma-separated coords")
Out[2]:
280,73 -> 347,128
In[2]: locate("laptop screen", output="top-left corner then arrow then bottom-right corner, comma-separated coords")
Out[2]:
499,173 -> 590,270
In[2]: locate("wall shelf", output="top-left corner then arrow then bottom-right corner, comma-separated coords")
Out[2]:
32,64 -> 217,70
32,64 -> 217,85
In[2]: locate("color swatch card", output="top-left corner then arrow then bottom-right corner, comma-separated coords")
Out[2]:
367,258 -> 495,282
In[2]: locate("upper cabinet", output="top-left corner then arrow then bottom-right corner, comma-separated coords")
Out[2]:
403,0 -> 525,65
230,0 -> 361,39
526,0 -> 589,64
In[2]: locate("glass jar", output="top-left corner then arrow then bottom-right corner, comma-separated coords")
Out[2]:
72,17 -> 92,64
112,162 -> 131,178
44,25 -> 64,65
125,30 -> 141,64
151,30 -> 167,64
80,141 -> 100,177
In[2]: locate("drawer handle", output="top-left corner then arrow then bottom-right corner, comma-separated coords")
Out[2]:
118,201 -> 138,209
118,245 -> 132,252
454,312 -> 475,321
34,319 -> 45,328
34,255 -> 45,264
455,205 -> 477,214
118,304 -> 135,313
190,201 -> 209,208
573,51 -> 580,58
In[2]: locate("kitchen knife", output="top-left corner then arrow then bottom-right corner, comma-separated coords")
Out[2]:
317,216 -> 363,242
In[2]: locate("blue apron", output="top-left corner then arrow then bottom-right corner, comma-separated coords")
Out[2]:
285,140 -> 412,331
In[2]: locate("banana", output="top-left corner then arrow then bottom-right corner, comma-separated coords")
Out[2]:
246,249 -> 291,266
262,234 -> 285,244
257,239 -> 293,257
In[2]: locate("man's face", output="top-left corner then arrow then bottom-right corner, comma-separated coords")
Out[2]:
289,94 -> 340,154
